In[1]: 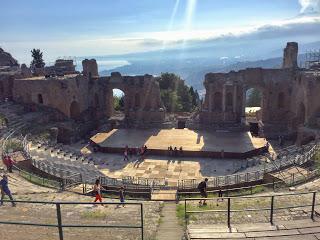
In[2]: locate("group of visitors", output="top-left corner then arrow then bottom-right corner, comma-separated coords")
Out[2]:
123,145 -> 148,161
168,146 -> 183,157
93,179 -> 125,207
2,155 -> 14,173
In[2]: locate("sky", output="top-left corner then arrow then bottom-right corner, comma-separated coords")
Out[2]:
0,0 -> 319,64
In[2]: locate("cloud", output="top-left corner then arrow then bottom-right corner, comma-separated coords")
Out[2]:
299,0 -> 320,13
2,14 -> 320,64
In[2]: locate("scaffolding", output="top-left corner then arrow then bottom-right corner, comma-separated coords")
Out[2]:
304,49 -> 320,70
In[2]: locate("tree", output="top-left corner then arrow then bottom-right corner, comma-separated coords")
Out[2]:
114,95 -> 124,111
30,49 -> 45,68
246,88 -> 261,107
177,81 -> 192,112
158,72 -> 200,112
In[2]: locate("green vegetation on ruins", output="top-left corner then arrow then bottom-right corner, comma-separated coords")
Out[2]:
113,95 -> 124,111
30,48 -> 45,69
246,88 -> 262,107
158,72 -> 200,112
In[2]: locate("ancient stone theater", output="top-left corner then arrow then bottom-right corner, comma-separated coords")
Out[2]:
0,42 -> 319,147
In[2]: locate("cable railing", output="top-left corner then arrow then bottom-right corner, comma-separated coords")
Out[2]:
184,191 -> 318,228
0,200 -> 144,240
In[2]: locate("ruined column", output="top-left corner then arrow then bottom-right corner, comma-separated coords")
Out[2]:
82,59 -> 99,78
233,84 -> 237,113
222,84 -> 226,112
282,42 -> 298,69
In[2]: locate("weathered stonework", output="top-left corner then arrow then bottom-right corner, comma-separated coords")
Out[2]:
200,42 -> 320,138
8,58 -> 165,124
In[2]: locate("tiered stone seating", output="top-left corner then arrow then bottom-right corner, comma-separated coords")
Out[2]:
187,219 -> 320,239
28,142 -> 103,182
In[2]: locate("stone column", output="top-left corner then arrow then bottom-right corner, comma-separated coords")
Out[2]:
222,84 -> 226,112
222,84 -> 226,121
233,84 -> 237,113
241,87 -> 246,124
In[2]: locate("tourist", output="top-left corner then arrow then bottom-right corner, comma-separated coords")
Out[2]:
6,155 -> 14,173
143,145 -> 148,155
2,155 -> 9,171
217,188 -> 224,206
119,186 -> 125,207
0,174 -> 16,207
169,146 -> 173,156
174,147 -> 178,157
265,141 -> 270,152
198,178 -> 208,206
123,149 -> 129,161
179,146 -> 183,156
93,179 -> 106,205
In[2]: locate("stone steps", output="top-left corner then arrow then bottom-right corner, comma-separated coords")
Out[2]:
187,219 -> 320,239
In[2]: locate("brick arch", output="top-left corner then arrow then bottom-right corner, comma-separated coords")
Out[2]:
212,92 -> 222,111
297,102 -> 306,125
70,101 -> 80,120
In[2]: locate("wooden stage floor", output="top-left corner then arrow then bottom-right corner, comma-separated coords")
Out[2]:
90,129 -> 266,154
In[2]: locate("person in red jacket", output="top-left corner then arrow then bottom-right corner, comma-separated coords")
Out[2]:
6,156 -> 14,173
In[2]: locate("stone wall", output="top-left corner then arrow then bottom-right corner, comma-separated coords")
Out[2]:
11,59 -> 165,124
200,42 -> 320,137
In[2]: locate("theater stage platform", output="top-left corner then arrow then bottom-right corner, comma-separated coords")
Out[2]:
90,128 -> 267,159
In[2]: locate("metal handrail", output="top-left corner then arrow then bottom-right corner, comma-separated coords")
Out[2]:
184,191 -> 317,227
0,200 -> 144,240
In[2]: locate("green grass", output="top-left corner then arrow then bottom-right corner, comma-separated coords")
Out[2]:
178,185 -> 269,201
81,210 -> 108,219
314,150 -> 320,170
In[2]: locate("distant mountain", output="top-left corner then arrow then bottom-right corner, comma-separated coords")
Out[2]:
97,41 -> 319,91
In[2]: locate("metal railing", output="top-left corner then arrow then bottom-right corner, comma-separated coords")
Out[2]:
178,142 -> 320,189
21,134 -> 320,191
184,191 -> 318,228
178,180 -> 285,199
0,200 -> 144,240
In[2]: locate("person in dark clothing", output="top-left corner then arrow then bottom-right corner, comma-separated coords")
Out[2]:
169,146 -> 173,156
143,145 -> 147,155
198,178 -> 208,206
179,146 -> 183,156
0,175 -> 16,207
119,186 -> 125,208
217,188 -> 224,206
174,147 -> 178,157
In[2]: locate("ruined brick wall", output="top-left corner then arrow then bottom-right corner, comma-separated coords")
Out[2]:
100,72 -> 165,123
11,61 -> 165,123
290,71 -> 320,129
200,68 -> 294,125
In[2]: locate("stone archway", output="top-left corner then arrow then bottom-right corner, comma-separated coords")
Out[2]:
70,101 -> 80,120
297,102 -> 306,125
37,94 -> 43,104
